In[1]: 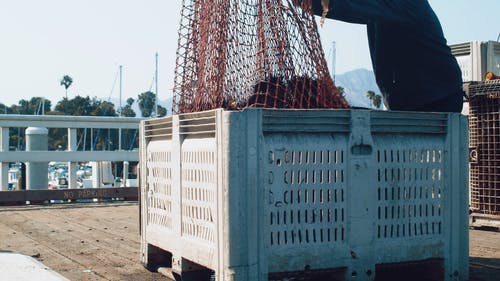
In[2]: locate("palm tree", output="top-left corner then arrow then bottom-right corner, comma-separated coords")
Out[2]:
366,90 -> 382,109
138,91 -> 167,117
337,86 -> 345,96
60,75 -> 73,100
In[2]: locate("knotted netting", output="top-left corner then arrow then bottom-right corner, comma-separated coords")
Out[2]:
172,0 -> 349,114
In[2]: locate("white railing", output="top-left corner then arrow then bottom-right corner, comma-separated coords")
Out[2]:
0,114 -> 143,190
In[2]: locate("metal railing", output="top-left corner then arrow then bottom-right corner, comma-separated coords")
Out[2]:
0,114 -> 142,191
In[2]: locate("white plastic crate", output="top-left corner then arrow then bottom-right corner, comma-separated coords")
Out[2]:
139,109 -> 469,281
450,41 -> 500,82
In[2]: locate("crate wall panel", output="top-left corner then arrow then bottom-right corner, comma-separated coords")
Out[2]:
145,140 -> 174,232
180,138 -> 217,244
263,133 -> 350,271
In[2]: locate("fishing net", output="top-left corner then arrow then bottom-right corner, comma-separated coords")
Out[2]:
172,0 -> 349,114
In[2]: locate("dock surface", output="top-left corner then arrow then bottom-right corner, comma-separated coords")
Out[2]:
1,202 -> 499,281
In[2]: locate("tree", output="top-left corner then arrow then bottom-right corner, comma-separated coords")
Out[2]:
86,98 -> 118,151
137,91 -> 154,117
0,103 -> 13,114
119,98 -> 138,150
137,91 -> 166,117
54,95 -> 117,117
11,97 -> 52,115
7,98 -> 52,150
366,90 -> 382,109
52,96 -> 120,150
89,98 -> 117,117
54,95 -> 91,116
157,105 -> 167,117
121,98 -> 136,117
60,75 -> 73,100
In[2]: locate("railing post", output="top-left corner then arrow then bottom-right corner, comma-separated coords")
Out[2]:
91,129 -> 94,151
68,128 -> 78,189
25,127 -> 48,190
118,128 -> 122,151
0,127 -> 9,191
91,162 -> 100,188
123,161 -> 129,187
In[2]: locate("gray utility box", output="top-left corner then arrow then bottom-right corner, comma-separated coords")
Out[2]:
139,109 -> 469,281
451,41 -> 500,83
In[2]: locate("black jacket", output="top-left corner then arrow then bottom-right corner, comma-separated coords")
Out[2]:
312,0 -> 463,111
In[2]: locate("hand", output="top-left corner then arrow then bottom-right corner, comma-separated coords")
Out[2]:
320,0 -> 330,26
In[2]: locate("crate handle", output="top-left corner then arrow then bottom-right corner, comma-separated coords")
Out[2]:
469,147 -> 478,164
351,144 -> 372,156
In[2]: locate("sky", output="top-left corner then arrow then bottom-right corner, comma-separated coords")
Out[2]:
0,0 -> 498,108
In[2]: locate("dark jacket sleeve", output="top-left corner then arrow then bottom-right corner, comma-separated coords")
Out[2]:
311,0 -> 424,25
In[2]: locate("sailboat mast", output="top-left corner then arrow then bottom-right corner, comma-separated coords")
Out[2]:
119,65 -> 123,151
155,52 -> 158,117
119,65 -> 123,117
331,41 -> 336,82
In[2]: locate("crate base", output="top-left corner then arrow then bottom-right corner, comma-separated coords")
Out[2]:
141,243 -> 172,272
470,213 -> 500,231
143,242 -> 214,281
155,261 -> 444,281
269,267 -> 346,281
158,266 -> 214,281
375,259 -> 444,281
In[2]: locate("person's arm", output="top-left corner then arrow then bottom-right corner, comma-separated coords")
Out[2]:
311,0 -> 423,25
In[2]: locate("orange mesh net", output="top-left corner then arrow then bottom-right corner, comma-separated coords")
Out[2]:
172,0 -> 349,114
